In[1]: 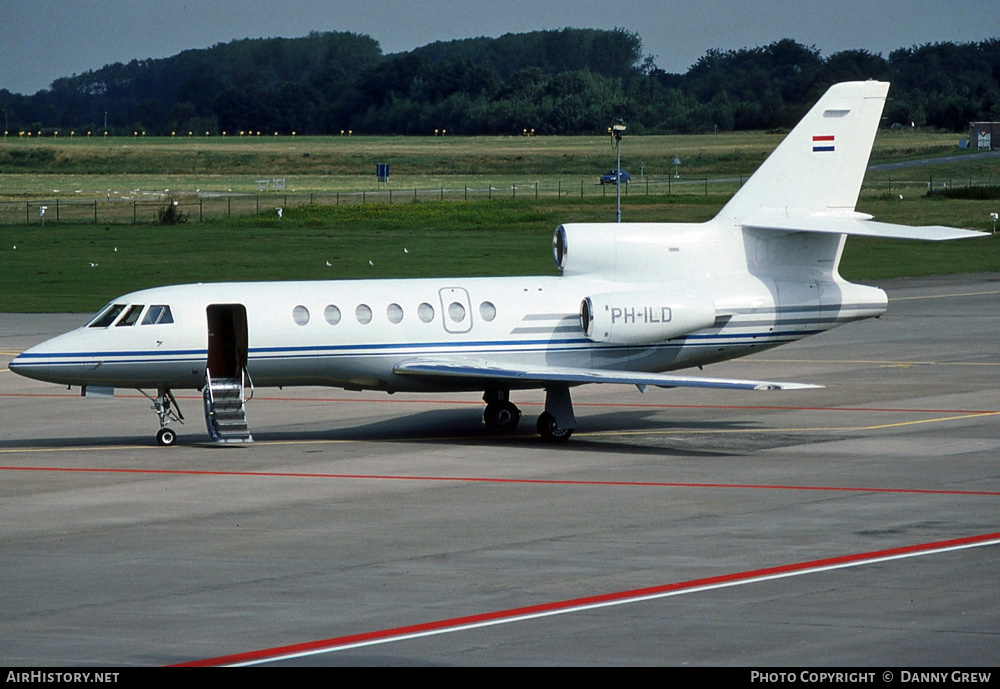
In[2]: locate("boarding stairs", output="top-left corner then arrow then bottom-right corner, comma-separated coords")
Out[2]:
203,368 -> 254,443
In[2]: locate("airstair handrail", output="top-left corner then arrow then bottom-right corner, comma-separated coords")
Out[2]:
243,366 -> 255,402
205,368 -> 215,405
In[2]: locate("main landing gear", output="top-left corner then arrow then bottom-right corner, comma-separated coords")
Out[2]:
483,389 -> 522,433
141,387 -> 185,446
537,385 -> 575,442
483,386 -> 576,442
536,412 -> 573,442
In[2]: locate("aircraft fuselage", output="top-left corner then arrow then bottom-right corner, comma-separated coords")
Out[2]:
11,266 -> 886,394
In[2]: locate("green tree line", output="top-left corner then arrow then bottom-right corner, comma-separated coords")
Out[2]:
2,29 -> 998,136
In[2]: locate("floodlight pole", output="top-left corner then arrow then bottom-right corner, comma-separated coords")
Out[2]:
616,133 -> 622,223
611,121 -> 626,223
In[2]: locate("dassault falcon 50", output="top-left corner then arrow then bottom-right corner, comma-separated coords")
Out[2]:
10,81 -> 981,445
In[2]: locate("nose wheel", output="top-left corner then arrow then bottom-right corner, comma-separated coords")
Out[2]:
142,387 -> 185,447
156,428 -> 177,446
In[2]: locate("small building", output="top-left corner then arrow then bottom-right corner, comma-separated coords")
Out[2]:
969,122 -> 1000,150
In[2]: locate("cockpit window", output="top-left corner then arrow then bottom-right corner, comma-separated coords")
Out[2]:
142,305 -> 174,325
116,305 -> 145,327
88,303 -> 126,328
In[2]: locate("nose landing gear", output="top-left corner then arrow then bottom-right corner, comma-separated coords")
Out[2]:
156,427 -> 177,447
141,388 -> 185,446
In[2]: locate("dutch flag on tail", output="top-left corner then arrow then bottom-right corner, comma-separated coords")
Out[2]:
812,135 -> 835,152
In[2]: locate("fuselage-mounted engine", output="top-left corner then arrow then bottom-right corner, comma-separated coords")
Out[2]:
580,291 -> 717,344
553,223 -> 718,344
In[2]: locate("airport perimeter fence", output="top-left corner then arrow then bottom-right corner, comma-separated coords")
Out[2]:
0,174 -> 993,226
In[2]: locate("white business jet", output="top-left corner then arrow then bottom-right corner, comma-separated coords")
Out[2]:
10,81 -> 981,445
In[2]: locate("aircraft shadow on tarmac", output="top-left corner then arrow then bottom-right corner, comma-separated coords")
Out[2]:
236,407 -> 776,457
1,403 -> 819,457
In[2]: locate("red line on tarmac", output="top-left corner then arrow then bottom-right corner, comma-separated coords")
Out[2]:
2,464 -> 998,496
172,530 -> 1000,667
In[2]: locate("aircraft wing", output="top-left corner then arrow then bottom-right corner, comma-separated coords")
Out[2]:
743,212 -> 983,241
393,359 -> 821,391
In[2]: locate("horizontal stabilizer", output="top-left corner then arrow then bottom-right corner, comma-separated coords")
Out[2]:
394,359 -> 821,391
744,213 -> 983,241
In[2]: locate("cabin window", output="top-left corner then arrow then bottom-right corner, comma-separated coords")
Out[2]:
88,303 -> 126,328
418,302 -> 435,323
479,301 -> 497,322
116,304 -> 145,327
356,304 -> 373,325
448,301 -> 466,323
387,303 -> 403,324
324,305 -> 341,325
142,305 -> 173,325
293,305 -> 310,326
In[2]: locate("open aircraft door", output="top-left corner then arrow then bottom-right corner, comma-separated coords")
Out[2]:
206,304 -> 248,379
204,304 -> 253,443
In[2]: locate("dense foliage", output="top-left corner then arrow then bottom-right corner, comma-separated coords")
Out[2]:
2,29 -> 998,135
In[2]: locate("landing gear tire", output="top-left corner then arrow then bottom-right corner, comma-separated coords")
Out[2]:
484,401 -> 521,433
156,427 -> 177,447
143,387 -> 184,447
537,412 -> 573,442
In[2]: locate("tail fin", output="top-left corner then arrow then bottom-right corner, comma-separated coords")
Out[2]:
717,81 -> 889,224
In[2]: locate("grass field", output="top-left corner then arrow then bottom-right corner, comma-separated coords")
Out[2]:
1,130 -> 998,312
2,194 -> 997,313
1,129 -> 993,198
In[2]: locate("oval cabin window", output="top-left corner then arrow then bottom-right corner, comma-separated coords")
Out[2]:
293,305 -> 310,326
324,305 -> 342,325
387,303 -> 403,324
479,301 -> 497,322
448,302 -> 466,323
418,302 -> 435,323
355,304 -> 373,325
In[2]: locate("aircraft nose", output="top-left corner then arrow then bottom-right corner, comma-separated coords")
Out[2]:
9,341 -> 50,381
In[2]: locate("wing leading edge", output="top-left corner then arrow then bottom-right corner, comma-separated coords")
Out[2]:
393,359 -> 821,391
